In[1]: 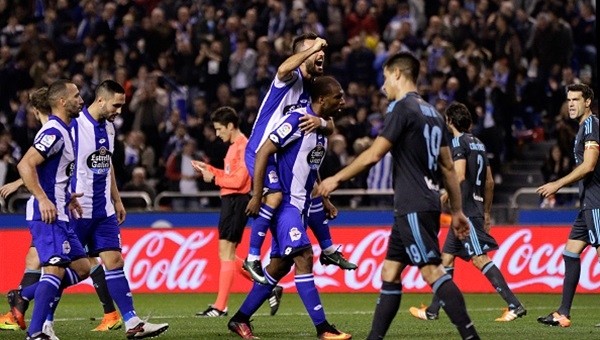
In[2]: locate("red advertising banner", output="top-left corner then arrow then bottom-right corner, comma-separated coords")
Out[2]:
1,226 -> 598,293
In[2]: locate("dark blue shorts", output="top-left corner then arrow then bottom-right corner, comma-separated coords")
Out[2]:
442,217 -> 499,261
386,211 -> 442,267
29,220 -> 86,267
569,209 -> 600,247
245,152 -> 282,192
72,215 -> 121,256
269,203 -> 311,258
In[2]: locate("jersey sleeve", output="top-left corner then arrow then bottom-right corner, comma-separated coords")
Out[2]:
451,136 -> 468,161
584,117 -> 600,147
379,101 -> 406,143
272,68 -> 300,88
33,127 -> 65,158
268,112 -> 302,148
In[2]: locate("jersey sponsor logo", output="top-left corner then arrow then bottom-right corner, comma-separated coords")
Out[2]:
268,170 -> 279,184
289,227 -> 302,241
307,143 -> 326,170
424,176 -> 440,191
283,104 -> 299,115
276,123 -> 292,138
87,147 -> 112,174
66,161 -> 75,177
62,241 -> 71,254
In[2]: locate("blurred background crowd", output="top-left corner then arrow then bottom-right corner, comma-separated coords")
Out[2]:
0,0 -> 596,210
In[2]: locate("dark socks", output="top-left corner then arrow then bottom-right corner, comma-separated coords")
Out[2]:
433,275 -> 479,340
366,281 -> 402,340
481,262 -> 521,308
91,265 -> 117,314
558,251 -> 581,316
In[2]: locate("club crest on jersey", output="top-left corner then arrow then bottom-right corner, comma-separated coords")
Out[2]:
307,143 -> 325,169
289,227 -> 302,241
268,170 -> 279,184
87,146 -> 112,174
276,123 -> 292,138
62,241 -> 71,254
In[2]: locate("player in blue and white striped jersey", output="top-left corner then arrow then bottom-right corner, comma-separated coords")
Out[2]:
70,80 -> 168,339
244,33 -> 356,285
8,80 -> 90,340
229,76 -> 351,340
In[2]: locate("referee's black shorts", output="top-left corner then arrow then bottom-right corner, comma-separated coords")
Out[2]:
219,194 -> 251,243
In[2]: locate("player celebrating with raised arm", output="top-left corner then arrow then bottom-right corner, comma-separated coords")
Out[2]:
317,52 -> 479,340
409,102 -> 526,322
537,83 -> 598,328
229,76 -> 350,340
69,80 -> 168,338
8,80 -> 90,340
244,32 -> 356,285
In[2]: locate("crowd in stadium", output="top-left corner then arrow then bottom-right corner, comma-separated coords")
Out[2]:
0,0 -> 596,209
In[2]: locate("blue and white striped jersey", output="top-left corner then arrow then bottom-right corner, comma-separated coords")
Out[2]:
245,68 -> 310,168
367,152 -> 393,190
70,107 -> 115,218
268,106 -> 327,214
26,116 -> 75,222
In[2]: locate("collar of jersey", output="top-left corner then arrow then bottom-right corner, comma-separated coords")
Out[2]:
81,106 -> 104,127
48,115 -> 70,129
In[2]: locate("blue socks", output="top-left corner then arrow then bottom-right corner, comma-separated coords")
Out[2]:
295,273 -> 326,326
249,204 -> 275,257
105,267 -> 136,321
307,197 -> 333,251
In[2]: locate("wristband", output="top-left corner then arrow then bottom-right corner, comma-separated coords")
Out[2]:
320,118 -> 327,128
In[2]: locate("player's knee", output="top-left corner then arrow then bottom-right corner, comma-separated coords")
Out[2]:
265,192 -> 282,208
471,255 -> 490,270
293,248 -> 314,274
72,260 -> 91,280
25,253 -> 40,270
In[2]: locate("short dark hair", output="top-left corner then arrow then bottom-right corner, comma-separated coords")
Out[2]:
292,32 -> 318,53
445,102 -> 472,133
567,83 -> 594,103
310,76 -> 341,102
29,87 -> 50,115
96,79 -> 125,97
383,52 -> 420,83
211,106 -> 239,128
47,79 -> 72,107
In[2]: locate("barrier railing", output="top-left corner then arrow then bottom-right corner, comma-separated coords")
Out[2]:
509,187 -> 579,209
7,191 -> 153,213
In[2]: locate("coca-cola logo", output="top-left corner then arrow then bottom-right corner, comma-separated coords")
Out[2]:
492,229 -> 600,289
122,230 -> 215,290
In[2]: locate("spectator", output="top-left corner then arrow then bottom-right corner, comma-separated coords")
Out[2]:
540,144 -> 572,208
344,0 -> 378,40
228,34 -> 257,97
122,166 -> 157,209
165,139 -> 202,211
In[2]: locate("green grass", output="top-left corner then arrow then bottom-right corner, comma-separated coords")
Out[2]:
2,293 -> 600,339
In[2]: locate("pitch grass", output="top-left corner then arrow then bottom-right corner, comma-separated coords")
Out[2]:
1,293 -> 599,339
